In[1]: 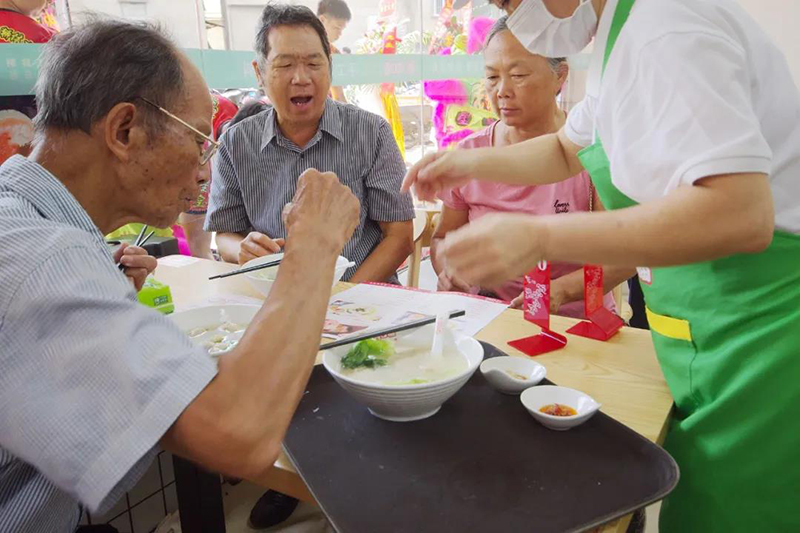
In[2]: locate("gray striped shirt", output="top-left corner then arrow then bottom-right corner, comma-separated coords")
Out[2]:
0,156 -> 218,532
206,99 -> 414,281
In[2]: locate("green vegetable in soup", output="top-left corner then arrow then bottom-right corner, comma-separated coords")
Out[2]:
341,339 -> 394,370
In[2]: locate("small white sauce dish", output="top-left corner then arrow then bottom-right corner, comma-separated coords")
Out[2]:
480,356 -> 546,394
520,385 -> 601,431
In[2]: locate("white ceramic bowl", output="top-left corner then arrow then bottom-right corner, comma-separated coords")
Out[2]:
520,385 -> 601,431
170,304 -> 261,359
322,329 -> 484,422
480,356 -> 546,394
244,253 -> 354,297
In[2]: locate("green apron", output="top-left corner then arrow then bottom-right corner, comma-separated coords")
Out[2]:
577,1 -> 800,530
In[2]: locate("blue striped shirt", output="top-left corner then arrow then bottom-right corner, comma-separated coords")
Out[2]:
205,99 -> 414,281
0,156 -> 218,532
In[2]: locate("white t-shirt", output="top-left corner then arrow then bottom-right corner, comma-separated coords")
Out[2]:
564,0 -> 800,233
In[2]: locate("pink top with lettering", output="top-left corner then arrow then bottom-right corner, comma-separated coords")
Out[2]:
439,122 -> 616,319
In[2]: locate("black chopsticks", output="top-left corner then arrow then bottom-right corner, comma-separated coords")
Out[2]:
208,257 -> 284,280
319,309 -> 466,351
117,225 -> 155,271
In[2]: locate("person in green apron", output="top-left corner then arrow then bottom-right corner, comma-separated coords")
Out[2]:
403,0 -> 800,530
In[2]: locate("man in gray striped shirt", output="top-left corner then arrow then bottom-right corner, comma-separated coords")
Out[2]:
207,3 -> 415,284
0,20 -> 360,533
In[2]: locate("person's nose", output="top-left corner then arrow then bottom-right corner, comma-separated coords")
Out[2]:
197,161 -> 210,185
291,65 -> 312,85
497,75 -> 513,100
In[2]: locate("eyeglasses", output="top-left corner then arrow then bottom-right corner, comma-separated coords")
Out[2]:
137,97 -> 220,166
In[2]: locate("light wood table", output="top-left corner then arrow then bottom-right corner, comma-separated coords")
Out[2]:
155,256 -> 673,532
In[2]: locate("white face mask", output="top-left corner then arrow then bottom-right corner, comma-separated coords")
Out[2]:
507,0 -> 599,57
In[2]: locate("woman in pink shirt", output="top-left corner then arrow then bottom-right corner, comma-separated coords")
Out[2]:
432,17 -> 633,319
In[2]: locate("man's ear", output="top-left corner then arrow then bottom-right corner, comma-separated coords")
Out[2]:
252,60 -> 266,91
555,62 -> 569,96
102,102 -> 145,162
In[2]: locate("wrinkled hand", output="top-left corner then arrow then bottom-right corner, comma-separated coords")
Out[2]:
440,213 -> 546,289
401,149 -> 479,202
284,168 -> 360,256
509,284 -> 566,313
549,284 -> 568,314
437,268 -> 476,294
510,291 -> 524,309
114,243 -> 157,291
238,232 -> 286,265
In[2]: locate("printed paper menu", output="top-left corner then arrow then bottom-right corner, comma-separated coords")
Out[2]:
322,283 -> 509,340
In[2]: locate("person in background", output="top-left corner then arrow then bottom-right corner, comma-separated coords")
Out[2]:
207,5 -> 412,528
0,20 -> 360,532
0,0 -> 56,165
317,0 -> 351,103
177,90 -> 238,259
207,4 -> 414,285
229,99 -> 272,125
432,18 -> 632,317
0,0 -> 53,41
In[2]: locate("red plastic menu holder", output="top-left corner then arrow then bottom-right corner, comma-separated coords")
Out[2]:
508,262 -> 568,357
566,265 -> 624,341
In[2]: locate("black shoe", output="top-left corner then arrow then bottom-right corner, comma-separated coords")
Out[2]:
248,490 -> 299,530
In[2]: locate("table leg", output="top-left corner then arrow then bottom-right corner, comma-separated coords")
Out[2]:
174,457 -> 226,533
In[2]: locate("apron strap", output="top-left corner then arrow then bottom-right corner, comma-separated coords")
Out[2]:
602,0 -> 637,76
592,0 -> 636,145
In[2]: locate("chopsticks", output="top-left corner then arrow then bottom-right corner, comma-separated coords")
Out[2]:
319,309 -> 466,351
133,224 -> 148,248
138,230 -> 156,248
208,257 -> 283,280
117,225 -> 155,271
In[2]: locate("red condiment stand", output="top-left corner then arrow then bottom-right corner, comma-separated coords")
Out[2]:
508,261 -> 568,356
566,265 -> 625,341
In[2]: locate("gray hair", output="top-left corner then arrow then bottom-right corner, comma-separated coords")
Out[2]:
255,3 -> 331,69
34,18 -> 185,135
485,16 -> 566,72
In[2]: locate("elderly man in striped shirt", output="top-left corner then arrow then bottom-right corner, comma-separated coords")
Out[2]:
207,4 -> 415,284
0,20 -> 361,533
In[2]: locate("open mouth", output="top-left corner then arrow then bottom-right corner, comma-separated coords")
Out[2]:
290,96 -> 313,109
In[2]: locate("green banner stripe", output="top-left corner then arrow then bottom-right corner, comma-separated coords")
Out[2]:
1,45 -> 589,96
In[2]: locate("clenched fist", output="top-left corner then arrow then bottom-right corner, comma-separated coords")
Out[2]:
284,168 -> 360,257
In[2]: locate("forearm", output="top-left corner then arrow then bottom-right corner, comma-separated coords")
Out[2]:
602,266 -> 637,294
552,266 -> 636,305
163,245 -> 338,479
430,237 -> 445,274
471,129 -> 582,186
539,175 -> 774,268
216,232 -> 245,264
350,232 -> 413,283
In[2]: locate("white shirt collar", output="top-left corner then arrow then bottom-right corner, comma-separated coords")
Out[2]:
585,0 -> 619,98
